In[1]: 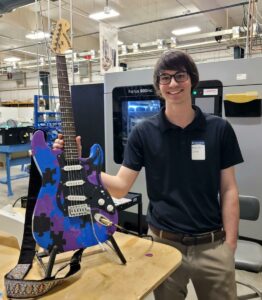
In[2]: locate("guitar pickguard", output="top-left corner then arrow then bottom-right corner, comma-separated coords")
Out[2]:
31,130 -> 118,252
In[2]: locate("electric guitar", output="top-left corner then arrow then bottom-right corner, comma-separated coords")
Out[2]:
31,19 -> 118,253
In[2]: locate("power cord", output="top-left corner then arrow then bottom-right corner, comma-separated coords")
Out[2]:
99,216 -> 154,241
12,196 -> 28,208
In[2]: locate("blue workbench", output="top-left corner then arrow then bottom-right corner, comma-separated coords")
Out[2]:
0,143 -> 31,196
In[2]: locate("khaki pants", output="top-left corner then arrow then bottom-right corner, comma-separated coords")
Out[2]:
149,228 -> 237,300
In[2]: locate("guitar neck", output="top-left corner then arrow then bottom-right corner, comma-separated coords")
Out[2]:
56,55 -> 78,160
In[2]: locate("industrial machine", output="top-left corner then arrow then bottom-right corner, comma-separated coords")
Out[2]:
104,69 -> 157,227
0,126 -> 32,145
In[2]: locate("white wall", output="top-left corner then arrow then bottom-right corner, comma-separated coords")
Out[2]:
0,107 -> 34,124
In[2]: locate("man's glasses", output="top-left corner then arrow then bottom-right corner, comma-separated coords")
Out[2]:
158,72 -> 189,85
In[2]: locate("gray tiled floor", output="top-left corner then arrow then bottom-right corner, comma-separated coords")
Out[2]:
0,166 -> 262,299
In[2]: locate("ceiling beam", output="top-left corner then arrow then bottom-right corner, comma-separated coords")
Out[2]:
191,0 -> 234,29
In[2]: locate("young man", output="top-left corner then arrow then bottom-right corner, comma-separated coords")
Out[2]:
54,50 -> 243,300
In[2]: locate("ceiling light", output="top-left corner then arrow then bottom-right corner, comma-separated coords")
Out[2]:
4,57 -> 21,62
25,30 -> 50,40
172,26 -> 201,36
89,8 -> 119,21
118,40 -> 124,45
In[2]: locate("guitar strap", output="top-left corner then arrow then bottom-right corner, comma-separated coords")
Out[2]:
4,157 -> 84,298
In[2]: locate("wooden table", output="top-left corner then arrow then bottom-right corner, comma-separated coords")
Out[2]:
0,231 -> 182,300
0,143 -> 31,196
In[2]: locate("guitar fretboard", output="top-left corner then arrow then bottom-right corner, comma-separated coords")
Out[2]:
56,55 -> 78,160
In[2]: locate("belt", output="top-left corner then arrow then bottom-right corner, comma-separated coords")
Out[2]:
150,225 -> 225,246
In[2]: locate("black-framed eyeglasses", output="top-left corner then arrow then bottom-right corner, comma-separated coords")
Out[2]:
158,72 -> 189,85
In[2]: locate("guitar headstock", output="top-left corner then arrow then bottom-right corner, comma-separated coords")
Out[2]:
51,19 -> 72,55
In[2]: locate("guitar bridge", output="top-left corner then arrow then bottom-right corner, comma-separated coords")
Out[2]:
68,204 -> 90,217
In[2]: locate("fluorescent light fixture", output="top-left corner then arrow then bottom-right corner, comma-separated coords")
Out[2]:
172,26 -> 201,36
25,30 -> 50,40
117,40 -> 124,45
89,8 -> 119,21
4,57 -> 21,62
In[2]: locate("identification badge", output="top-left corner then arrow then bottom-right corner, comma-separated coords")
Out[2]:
191,141 -> 205,160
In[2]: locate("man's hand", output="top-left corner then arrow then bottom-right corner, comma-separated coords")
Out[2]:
53,134 -> 82,157
76,136 -> 82,157
53,133 -> 64,150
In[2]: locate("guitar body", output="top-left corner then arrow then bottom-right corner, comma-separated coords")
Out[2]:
31,130 -> 118,252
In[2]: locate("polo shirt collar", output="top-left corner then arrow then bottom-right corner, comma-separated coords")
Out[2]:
158,105 -> 206,132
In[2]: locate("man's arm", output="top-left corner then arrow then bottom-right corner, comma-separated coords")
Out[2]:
53,135 -> 140,199
75,135 -> 140,198
220,166 -> 240,253
101,166 -> 139,199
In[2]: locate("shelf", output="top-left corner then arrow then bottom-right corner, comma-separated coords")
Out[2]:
37,112 -> 61,115
1,101 -> 34,107
1,99 -> 44,107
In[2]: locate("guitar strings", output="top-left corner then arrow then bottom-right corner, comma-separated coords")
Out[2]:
57,56 -> 87,216
56,56 -> 79,209
64,57 -> 81,206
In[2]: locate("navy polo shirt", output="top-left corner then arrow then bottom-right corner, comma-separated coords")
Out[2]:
122,106 -> 244,234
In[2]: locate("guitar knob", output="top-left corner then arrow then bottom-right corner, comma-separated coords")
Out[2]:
98,198 -> 105,206
107,204 -> 114,212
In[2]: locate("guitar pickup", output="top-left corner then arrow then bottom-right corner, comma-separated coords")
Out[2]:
63,165 -> 82,171
67,195 -> 87,201
65,180 -> 85,187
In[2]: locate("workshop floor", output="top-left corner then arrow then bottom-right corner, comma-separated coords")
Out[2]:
0,166 -> 262,300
